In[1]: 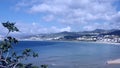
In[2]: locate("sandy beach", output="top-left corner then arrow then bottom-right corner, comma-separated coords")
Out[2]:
95,41 -> 120,45
107,59 -> 120,64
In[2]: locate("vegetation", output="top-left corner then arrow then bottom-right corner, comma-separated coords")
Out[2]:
0,21 -> 39,68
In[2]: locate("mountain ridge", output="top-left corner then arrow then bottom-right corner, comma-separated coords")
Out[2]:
20,29 -> 120,40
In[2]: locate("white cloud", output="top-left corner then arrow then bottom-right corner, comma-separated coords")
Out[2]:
83,25 -> 95,31
42,14 -> 55,22
29,0 -> 116,22
60,26 -> 71,32
50,26 -> 71,32
15,0 -> 120,31
83,22 -> 113,31
0,23 -> 8,35
110,11 -> 120,23
108,11 -> 120,29
14,23 -> 71,35
0,22 -> 72,36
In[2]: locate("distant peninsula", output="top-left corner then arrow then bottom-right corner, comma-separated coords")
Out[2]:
17,29 -> 120,43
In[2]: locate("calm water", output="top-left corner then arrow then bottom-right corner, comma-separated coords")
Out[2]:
15,41 -> 120,68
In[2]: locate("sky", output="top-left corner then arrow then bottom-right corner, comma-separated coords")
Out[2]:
0,0 -> 120,36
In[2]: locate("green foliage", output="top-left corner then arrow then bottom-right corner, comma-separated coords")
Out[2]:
16,63 -> 39,68
2,21 -> 19,32
41,65 -> 48,68
0,21 -> 41,68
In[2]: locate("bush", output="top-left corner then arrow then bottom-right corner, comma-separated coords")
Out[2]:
0,21 -> 39,68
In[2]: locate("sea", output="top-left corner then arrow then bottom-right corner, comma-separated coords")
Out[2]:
14,41 -> 120,68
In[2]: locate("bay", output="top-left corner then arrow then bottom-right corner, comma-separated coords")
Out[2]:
14,41 -> 120,68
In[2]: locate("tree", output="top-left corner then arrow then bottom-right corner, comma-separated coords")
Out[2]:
0,21 -> 39,68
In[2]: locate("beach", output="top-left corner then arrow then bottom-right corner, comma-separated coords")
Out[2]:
107,59 -> 120,64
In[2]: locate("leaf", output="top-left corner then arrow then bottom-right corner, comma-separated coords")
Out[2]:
6,57 -> 12,63
7,36 -> 18,44
41,64 -> 48,68
13,38 -> 18,44
12,52 -> 17,57
0,44 -> 4,49
17,63 -> 24,68
2,21 -> 19,32
16,56 -> 24,59
33,52 -> 38,57
25,49 -> 31,52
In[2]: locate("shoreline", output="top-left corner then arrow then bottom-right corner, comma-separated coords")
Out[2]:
19,40 -> 120,45
89,41 -> 120,45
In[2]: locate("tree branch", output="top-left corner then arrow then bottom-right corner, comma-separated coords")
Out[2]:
0,65 -> 6,68
0,58 -> 8,64
5,51 -> 9,62
6,31 -> 10,38
13,62 -> 18,68
0,50 -> 3,59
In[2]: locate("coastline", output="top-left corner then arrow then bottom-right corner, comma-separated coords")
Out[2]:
90,41 -> 120,45
19,39 -> 120,45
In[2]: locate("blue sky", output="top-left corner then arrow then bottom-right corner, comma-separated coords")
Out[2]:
0,0 -> 120,35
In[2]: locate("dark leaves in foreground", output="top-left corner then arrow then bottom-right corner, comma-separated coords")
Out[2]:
41,64 -> 48,68
0,22 -> 39,68
33,52 -> 39,57
7,36 -> 18,44
2,21 -> 19,32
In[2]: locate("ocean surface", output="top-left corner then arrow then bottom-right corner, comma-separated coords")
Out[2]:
15,41 -> 120,68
